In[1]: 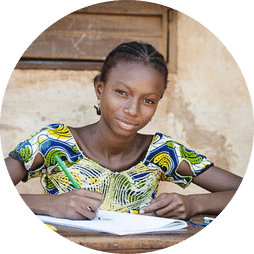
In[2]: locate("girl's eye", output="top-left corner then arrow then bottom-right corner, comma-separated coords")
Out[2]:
116,89 -> 127,96
144,99 -> 155,105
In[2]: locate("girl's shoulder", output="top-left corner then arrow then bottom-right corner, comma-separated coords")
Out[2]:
144,132 -> 213,178
26,123 -> 73,141
146,132 -> 173,152
146,132 -> 202,160
16,123 -> 80,161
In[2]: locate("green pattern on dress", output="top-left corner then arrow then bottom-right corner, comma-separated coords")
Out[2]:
166,141 -> 175,149
18,146 -> 31,163
179,145 -> 202,164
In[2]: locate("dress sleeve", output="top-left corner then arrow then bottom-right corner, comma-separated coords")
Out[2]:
9,123 -> 82,182
144,133 -> 214,188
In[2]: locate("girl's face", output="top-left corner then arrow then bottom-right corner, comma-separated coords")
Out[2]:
95,62 -> 165,137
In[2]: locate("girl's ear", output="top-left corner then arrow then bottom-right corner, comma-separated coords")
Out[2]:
94,75 -> 104,100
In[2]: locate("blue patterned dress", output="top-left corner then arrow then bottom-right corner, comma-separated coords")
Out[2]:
9,123 -> 213,213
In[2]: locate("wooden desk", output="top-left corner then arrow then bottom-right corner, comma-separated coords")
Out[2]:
54,215 -> 208,253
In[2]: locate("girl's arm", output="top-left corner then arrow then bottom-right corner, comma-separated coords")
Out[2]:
5,156 -> 104,219
5,155 -> 43,185
140,161 -> 242,219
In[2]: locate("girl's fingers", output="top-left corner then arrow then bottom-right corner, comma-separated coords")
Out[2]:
152,204 -> 175,217
140,195 -> 173,214
74,198 -> 100,220
64,190 -> 104,220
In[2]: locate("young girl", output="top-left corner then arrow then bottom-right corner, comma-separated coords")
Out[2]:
5,41 -> 242,220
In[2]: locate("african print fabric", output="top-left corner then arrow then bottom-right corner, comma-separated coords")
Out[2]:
9,123 -> 213,213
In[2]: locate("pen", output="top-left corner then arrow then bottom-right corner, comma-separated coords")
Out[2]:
54,154 -> 81,189
46,224 -> 58,231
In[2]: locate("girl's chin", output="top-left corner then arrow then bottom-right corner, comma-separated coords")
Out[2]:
115,119 -> 138,132
114,127 -> 137,137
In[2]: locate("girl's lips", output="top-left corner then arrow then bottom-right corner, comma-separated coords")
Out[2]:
115,117 -> 138,131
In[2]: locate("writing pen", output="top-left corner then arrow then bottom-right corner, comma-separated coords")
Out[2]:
54,155 -> 100,220
54,154 -> 81,189
46,223 -> 58,231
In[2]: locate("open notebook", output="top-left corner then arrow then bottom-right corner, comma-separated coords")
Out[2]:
37,210 -> 188,235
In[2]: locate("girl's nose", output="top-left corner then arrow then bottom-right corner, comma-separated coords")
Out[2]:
123,98 -> 139,117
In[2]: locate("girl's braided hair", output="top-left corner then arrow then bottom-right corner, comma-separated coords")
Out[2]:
95,41 -> 168,90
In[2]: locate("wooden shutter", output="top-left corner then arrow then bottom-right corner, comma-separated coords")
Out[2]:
16,1 -> 176,72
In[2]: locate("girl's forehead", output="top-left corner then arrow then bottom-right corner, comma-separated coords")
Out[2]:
107,62 -> 164,82
105,62 -> 165,95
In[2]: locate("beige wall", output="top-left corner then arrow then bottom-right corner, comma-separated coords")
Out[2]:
1,11 -> 253,195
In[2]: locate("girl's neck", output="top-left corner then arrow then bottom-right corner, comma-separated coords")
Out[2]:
92,120 -> 139,157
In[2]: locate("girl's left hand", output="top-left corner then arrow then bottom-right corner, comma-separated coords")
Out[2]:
139,193 -> 197,220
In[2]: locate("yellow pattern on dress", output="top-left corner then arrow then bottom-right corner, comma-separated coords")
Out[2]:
46,125 -> 72,139
151,153 -> 171,171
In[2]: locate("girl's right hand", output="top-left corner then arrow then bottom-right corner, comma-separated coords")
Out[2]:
5,156 -> 104,220
48,189 -> 104,220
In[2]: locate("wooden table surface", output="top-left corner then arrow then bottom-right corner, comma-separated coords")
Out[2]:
53,215 -> 209,253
